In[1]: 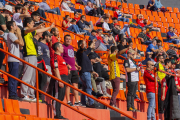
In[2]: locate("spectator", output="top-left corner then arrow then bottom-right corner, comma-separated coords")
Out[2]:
13,4 -> 30,29
138,27 -> 152,45
146,40 -> 159,58
166,44 -> 177,59
95,13 -> 110,27
108,46 -> 121,109
89,30 -> 97,41
144,61 -> 156,120
147,0 -> 158,11
76,40 -> 99,107
121,0 -> 127,3
61,35 -> 83,106
136,14 -> 145,28
77,15 -> 93,36
117,38 -> 130,58
62,15 -> 71,29
74,12 -> 80,22
124,49 -> 140,112
109,17 -> 118,30
68,2 -> 82,14
174,69 -> 180,107
28,5 -> 34,13
155,0 -> 167,12
164,59 -> 171,72
31,11 -> 40,23
39,0 -> 61,15
156,39 -> 162,49
23,2 -> 30,8
102,17 -> 111,33
155,55 -> 166,113
6,21 -> 24,100
114,5 -> 129,22
61,0 -> 74,13
104,32 -> 117,47
142,52 -> 156,65
167,26 -> 180,44
37,31 -> 52,102
173,28 -> 180,39
29,5 -> 47,19
50,42 -> 68,119
95,29 -> 104,43
20,17 -> 54,102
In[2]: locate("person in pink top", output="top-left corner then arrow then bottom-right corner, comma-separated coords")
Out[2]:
61,34 -> 83,106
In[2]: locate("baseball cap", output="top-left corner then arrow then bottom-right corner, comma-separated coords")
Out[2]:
142,27 -> 146,31
42,31 -> 53,38
3,5 -> 13,13
169,44 -> 174,47
114,7 -> 119,10
91,30 -> 96,33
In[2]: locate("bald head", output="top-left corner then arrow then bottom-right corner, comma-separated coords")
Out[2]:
147,61 -> 154,70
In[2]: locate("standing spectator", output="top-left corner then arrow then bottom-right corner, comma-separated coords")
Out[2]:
102,17 -> 111,33
13,4 -> 30,29
138,27 -> 152,45
144,61 -> 156,120
167,26 -> 180,44
20,17 -> 54,101
62,35 -> 82,106
39,0 -> 61,15
50,42 -> 68,119
77,15 -> 93,36
175,69 -> 180,107
76,40 -> 98,107
124,49 -> 140,111
6,21 -> 24,100
155,55 -> 166,113
147,0 -> 158,11
108,46 -> 121,109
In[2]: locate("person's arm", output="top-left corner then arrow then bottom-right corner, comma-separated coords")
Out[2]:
119,47 -> 129,54
151,48 -> 159,53
161,85 -> 165,101
53,68 -> 64,88
14,27 -> 24,46
62,20 -> 70,28
19,7 -> 31,19
1,25 -> 7,32
124,59 -> 141,72
36,23 -> 54,33
75,61 -> 81,71
112,37 -> 117,46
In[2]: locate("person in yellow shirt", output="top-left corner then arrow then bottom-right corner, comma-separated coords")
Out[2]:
108,46 -> 121,109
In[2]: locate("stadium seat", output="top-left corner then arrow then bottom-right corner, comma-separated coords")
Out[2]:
166,7 -> 173,12
171,12 -> 177,18
129,9 -> 134,14
122,3 -> 128,8
146,10 -> 152,16
134,4 -> 140,9
128,3 -> 134,9
173,7 -> 179,13
158,12 -> 164,17
135,9 -> 140,15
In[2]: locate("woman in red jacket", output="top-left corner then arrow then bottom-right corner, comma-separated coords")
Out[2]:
144,61 -> 156,120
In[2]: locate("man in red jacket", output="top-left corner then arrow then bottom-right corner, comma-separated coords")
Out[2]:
144,61 -> 156,120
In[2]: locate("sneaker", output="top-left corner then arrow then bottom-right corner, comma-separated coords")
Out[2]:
22,96 -> 31,102
104,93 -> 112,98
133,108 -> 140,112
74,102 -> 85,107
9,96 -> 20,100
30,98 -> 37,102
54,116 -> 68,120
67,101 -> 73,106
95,77 -> 104,82
96,92 -> 104,98
39,99 -> 43,103
127,107 -> 135,112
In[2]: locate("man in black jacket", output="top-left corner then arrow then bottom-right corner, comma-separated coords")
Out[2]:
76,40 -> 99,108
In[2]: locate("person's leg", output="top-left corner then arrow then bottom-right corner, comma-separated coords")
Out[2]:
110,77 -> 120,106
147,92 -> 155,120
89,21 -> 94,30
121,24 -> 130,36
27,56 -> 37,98
8,62 -> 19,98
118,17 -> 125,21
100,80 -> 107,94
0,43 -> 5,69
67,25 -> 75,32
71,70 -> 80,103
46,9 -> 56,14
52,7 -> 61,15
71,25 -> 80,33
125,18 -> 129,22
44,65 -> 52,93
37,8 -> 47,19
127,82 -> 133,109
69,7 -> 77,12
96,7 -> 101,15
131,82 -> 137,109
80,72 -> 94,105
91,73 -> 98,93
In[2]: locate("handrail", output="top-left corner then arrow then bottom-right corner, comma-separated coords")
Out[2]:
5,0 -> 86,40
0,49 -> 136,120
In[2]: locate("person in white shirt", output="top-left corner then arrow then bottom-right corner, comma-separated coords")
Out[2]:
13,4 -> 30,29
102,17 -> 111,33
61,0 -> 74,13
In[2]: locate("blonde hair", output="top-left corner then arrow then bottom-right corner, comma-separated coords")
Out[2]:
137,14 -> 143,19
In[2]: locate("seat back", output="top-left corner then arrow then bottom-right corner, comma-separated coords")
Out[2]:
4,99 -> 15,114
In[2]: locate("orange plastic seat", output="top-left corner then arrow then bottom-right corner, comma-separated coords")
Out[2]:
173,17 -> 179,24
4,115 -> 12,120
161,16 -> 167,23
117,2 -> 121,7
161,27 -> 166,33
152,11 -> 158,17
140,9 -> 146,16
165,12 -> 170,18
41,118 -> 47,120
123,8 -> 129,14
167,7 -> 173,12
122,3 -> 128,8
119,90 -> 126,100
175,23 -> 180,29
146,10 -> 152,16
4,99 -> 15,114
169,23 -> 174,28
129,9 -> 134,14
171,12 -> 177,18
167,17 -> 172,23
158,12 -> 164,17
149,16 -> 154,22
163,22 -> 168,28
111,1 -> 116,8
155,16 -> 160,22
140,92 -> 148,102
0,115 -> 5,120
134,4 -> 140,9
157,21 -> 162,27
173,7 -> 179,13
128,3 -> 134,9
135,9 -> 140,15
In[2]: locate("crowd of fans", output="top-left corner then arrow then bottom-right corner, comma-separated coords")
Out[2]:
0,0 -> 180,120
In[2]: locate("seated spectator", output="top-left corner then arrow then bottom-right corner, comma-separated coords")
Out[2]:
104,32 -> 117,47
147,0 -> 158,11
146,40 -> 159,58
95,13 -> 110,27
138,27 -> 152,45
89,30 -> 97,41
29,5 -> 47,19
109,17 -> 118,29
68,2 -> 82,14
166,44 -> 178,59
77,15 -> 93,36
74,12 -> 80,22
85,1 -> 103,17
13,4 -> 30,29
117,38 -> 130,58
28,5 -> 34,13
62,15 -> 82,34
167,26 -> 180,44
136,14 -> 145,28
155,0 -> 167,12
142,52 -> 156,65
157,39 -> 162,49
61,0 -> 74,13
114,5 -> 129,22
96,29 -> 109,49
39,0 -> 61,15
31,12 -> 40,23
102,17 -> 111,33
173,28 -> 180,38
144,19 -> 160,31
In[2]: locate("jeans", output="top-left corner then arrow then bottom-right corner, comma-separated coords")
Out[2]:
79,28 -> 91,36
121,24 -> 130,36
118,17 -> 129,22
110,77 -> 120,106
70,7 -> 82,14
150,6 -> 158,11
46,7 -> 61,15
158,82 -> 164,113
67,25 -> 81,33
0,43 -> 5,69
166,39 -> 180,44
121,54 -> 127,58
178,95 -> 180,109
80,72 -> 94,105
127,82 -> 137,109
147,92 -> 156,120
8,62 -> 19,97
37,8 -> 47,19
